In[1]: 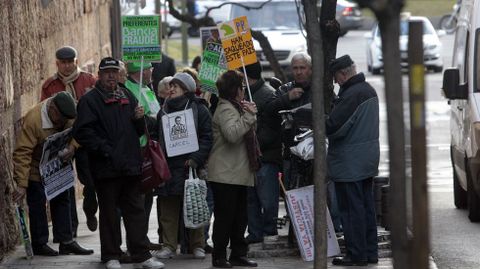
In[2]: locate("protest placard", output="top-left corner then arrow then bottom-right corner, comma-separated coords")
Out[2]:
217,16 -> 257,70
200,26 -> 222,52
122,15 -> 162,62
39,128 -> 75,201
285,185 -> 341,261
198,42 -> 227,94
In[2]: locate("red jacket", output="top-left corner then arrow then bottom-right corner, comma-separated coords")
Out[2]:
40,71 -> 96,101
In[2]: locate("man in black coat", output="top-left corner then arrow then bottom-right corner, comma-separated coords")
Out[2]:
72,57 -> 164,269
151,53 -> 176,96
242,62 -> 282,244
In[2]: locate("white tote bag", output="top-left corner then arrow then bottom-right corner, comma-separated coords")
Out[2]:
161,108 -> 199,157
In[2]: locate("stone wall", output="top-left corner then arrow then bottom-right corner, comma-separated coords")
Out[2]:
0,0 -> 114,261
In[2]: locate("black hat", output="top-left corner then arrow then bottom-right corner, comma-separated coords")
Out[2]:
55,46 -> 77,60
52,92 -> 76,119
98,57 -> 121,70
244,61 -> 262,80
329,55 -> 354,74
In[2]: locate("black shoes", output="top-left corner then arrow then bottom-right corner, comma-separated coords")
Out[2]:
204,244 -> 213,253
59,241 -> 94,255
212,258 -> 232,268
229,256 -> 258,267
86,215 -> 98,232
33,244 -> 59,256
332,256 -> 368,266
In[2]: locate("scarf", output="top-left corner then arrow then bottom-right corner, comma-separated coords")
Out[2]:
57,67 -> 81,100
226,98 -> 262,172
94,81 -> 130,105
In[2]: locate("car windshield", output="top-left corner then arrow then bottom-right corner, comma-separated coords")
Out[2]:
375,19 -> 435,37
230,2 -> 302,30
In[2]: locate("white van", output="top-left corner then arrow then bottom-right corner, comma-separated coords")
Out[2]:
442,0 -> 480,222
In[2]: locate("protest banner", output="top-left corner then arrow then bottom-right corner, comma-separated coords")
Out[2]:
200,26 -> 223,51
39,128 -> 75,201
217,16 -> 257,70
198,42 -> 227,94
285,185 -> 341,261
122,15 -> 162,62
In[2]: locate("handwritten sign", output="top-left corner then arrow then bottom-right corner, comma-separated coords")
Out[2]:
285,185 -> 341,261
198,42 -> 227,94
122,15 -> 162,62
217,16 -> 257,70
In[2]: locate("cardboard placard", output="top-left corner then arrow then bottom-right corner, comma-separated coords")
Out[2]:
122,15 -> 162,62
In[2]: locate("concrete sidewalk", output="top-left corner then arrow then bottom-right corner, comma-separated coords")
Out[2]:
1,199 -> 438,269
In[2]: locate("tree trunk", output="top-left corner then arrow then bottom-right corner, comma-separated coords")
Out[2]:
303,0 -> 328,268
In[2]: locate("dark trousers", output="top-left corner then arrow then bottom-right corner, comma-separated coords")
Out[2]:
69,187 -> 79,236
211,182 -> 248,260
26,181 -> 73,248
95,176 -> 151,263
247,162 -> 280,240
82,185 -> 98,218
335,177 -> 378,262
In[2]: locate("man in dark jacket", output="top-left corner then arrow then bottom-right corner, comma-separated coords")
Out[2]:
242,62 -> 282,244
72,57 -> 164,269
327,55 -> 379,267
151,53 -> 176,96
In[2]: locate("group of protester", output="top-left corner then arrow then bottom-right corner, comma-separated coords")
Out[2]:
12,44 -> 380,268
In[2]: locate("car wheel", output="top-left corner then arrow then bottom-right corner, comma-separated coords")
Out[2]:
340,29 -> 348,37
466,158 -> 480,222
432,66 -> 443,73
371,67 -> 381,75
452,149 -> 467,209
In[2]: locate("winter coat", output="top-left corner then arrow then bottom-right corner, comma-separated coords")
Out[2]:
40,71 -> 96,101
250,79 -> 282,165
156,93 -> 213,196
326,73 -> 379,182
12,99 -> 74,188
208,98 -> 257,187
72,82 -> 145,180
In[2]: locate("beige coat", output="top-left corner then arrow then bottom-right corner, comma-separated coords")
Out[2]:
207,98 -> 257,186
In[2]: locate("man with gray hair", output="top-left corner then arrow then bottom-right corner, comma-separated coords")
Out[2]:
327,55 -> 379,266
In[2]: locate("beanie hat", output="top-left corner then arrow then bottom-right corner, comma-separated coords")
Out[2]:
52,92 -> 76,119
329,54 -> 354,74
244,61 -> 262,80
127,61 -> 153,73
170,72 -> 196,93
55,46 -> 77,60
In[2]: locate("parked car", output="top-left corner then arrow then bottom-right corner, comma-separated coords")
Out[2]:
365,15 -> 444,75
318,0 -> 364,36
442,0 -> 480,222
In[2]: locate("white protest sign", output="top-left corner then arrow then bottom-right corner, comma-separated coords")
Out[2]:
161,108 -> 199,157
285,185 -> 341,261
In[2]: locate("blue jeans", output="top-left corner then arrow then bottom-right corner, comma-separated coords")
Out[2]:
335,177 -> 378,262
247,162 -> 280,241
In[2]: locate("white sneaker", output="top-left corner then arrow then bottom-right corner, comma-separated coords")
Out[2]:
105,259 -> 121,269
193,247 -> 206,259
152,247 -> 174,259
139,257 -> 165,269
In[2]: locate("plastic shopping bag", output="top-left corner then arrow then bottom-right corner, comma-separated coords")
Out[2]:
183,167 -> 210,229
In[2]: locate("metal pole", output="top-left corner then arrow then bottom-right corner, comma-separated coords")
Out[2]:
135,0 -> 140,15
408,20 -> 429,269
163,0 -> 168,55
181,0 -> 189,65
303,0 -> 327,268
377,8 -> 410,269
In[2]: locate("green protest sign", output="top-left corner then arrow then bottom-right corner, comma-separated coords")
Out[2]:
199,42 -> 227,94
122,15 -> 161,62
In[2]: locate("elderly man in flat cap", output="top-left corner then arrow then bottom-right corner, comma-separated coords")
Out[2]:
326,55 -> 379,266
41,45 -> 99,235
12,92 -> 94,257
73,57 -> 164,269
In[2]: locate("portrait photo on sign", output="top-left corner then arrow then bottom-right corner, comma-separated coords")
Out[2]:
169,115 -> 188,140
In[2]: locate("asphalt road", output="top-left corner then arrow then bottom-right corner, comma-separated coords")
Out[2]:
339,31 -> 480,268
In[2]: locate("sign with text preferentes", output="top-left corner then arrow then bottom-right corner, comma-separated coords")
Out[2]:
199,42 -> 227,94
122,15 -> 161,62
217,16 -> 257,70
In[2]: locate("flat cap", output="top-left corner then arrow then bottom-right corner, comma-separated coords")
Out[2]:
243,61 -> 263,80
99,57 -> 121,70
52,92 -> 76,119
329,54 -> 354,74
55,46 -> 77,60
